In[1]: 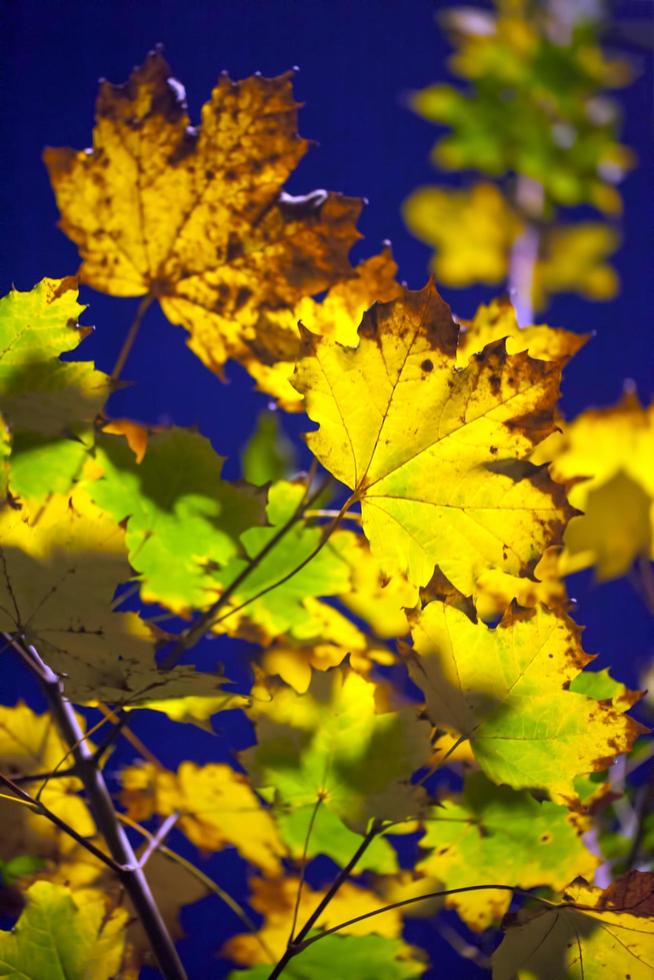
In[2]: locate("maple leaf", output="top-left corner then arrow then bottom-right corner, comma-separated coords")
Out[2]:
416,772 -> 597,930
275,802 -> 399,875
539,391 -> 654,579
0,278 -> 112,503
242,667 -> 432,834
406,601 -> 644,802
243,247 -> 401,409
0,881 -> 127,980
44,49 -> 361,374
0,702 -> 96,862
403,183 -> 521,287
120,760 -> 285,874
0,278 -> 111,437
88,425 -> 263,613
493,872 -> 654,979
534,223 -> 620,308
293,282 -> 574,594
213,480 -> 353,644
0,491 -> 238,705
457,297 -> 588,366
223,875 -> 406,967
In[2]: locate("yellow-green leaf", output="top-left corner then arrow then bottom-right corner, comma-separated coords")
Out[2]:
293,283 -> 574,594
407,601 -> 644,802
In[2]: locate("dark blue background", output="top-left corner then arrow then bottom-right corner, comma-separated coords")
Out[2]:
1,1 -> 652,977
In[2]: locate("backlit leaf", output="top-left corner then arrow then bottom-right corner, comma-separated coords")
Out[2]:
541,391 -> 654,579
120,761 -> 285,874
243,667 -> 431,834
44,50 -> 361,377
493,872 -> 654,979
293,283 -> 574,594
0,491 -> 232,705
0,880 -> 127,980
227,934 -> 425,980
417,772 -> 597,930
407,601 -> 644,802
89,426 -> 263,612
223,875 -> 407,967
243,248 -> 401,409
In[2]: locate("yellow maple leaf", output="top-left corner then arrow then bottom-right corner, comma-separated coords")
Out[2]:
223,875 -> 404,966
534,222 -> 620,310
120,760 -> 285,874
493,871 -> 654,979
292,282 -> 574,594
403,182 -> 521,287
457,297 -> 588,366
0,702 -> 96,861
0,490 -> 232,705
44,49 -> 361,376
407,601 -> 644,803
244,247 -> 402,409
543,391 -> 654,579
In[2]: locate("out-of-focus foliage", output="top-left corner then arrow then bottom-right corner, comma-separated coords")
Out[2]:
403,0 -> 633,313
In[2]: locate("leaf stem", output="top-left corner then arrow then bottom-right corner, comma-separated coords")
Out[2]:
9,636 -> 188,980
295,884 -> 557,952
159,475 -> 337,669
110,292 -> 155,384
267,821 -> 381,980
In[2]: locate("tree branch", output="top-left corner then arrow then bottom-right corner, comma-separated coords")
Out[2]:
8,635 -> 187,980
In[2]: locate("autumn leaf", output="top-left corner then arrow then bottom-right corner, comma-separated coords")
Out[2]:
0,278 -> 111,436
540,391 -> 654,579
534,223 -> 620,308
44,49 -> 361,375
0,702 -> 97,862
416,772 -> 597,930
120,760 -> 285,874
88,425 -> 264,612
0,278 -> 112,503
241,410 -> 297,486
493,872 -> 654,979
275,803 -> 399,875
0,490 -> 237,705
223,875 -> 406,967
213,480 -> 353,644
457,297 -> 588,366
293,282 -> 574,594
242,667 -> 431,834
0,880 -> 127,980
243,248 -> 401,409
406,601 -> 644,802
403,183 -> 521,287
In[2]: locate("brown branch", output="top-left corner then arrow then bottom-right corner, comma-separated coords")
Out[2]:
110,292 -> 155,384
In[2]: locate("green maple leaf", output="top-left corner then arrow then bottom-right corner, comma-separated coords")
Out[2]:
0,881 -> 126,980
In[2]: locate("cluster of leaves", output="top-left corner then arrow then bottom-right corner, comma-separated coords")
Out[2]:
0,44 -> 652,980
403,0 -> 633,313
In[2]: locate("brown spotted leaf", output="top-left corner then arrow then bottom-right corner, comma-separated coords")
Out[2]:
44,49 -> 361,375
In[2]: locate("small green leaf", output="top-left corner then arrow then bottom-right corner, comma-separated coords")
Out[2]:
90,427 -> 264,612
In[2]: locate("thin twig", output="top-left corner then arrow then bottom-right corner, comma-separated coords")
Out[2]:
268,821 -> 381,980
296,884 -> 558,952
117,812 -> 277,963
288,797 -> 323,943
137,812 -> 180,869
110,293 -> 155,384
160,477 -> 338,669
0,770 -> 121,874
